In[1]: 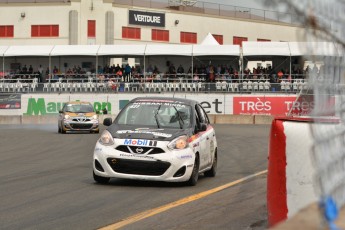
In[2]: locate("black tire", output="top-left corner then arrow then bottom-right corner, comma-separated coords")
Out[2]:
204,150 -> 217,177
93,171 -> 110,184
186,154 -> 199,186
61,123 -> 66,134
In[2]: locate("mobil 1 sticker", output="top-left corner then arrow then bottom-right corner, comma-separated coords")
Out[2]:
123,139 -> 157,146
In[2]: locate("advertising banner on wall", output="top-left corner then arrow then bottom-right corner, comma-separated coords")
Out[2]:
1,93 -> 336,117
18,94 -> 231,116
0,94 -> 21,109
233,96 -> 315,116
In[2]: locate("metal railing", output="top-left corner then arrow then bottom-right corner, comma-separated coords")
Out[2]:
0,77 -> 318,94
113,0 -> 301,26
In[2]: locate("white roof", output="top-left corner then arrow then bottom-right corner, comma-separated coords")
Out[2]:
97,45 -> 146,56
192,45 -> 240,56
200,33 -> 220,45
242,41 -> 290,56
145,44 -> 192,56
3,45 -> 54,57
50,45 -> 100,56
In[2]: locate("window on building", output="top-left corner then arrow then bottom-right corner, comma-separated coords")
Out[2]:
31,25 -> 59,37
233,36 -> 248,47
180,32 -> 197,44
212,34 -> 223,45
88,20 -> 96,37
122,27 -> 141,40
0,25 -> 14,37
152,29 -> 169,42
257,38 -> 271,42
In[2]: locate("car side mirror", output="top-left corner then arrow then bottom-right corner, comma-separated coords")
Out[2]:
198,123 -> 207,132
59,110 -> 63,113
103,118 -> 113,126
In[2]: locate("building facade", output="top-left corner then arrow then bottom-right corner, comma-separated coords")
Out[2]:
0,0 -> 305,46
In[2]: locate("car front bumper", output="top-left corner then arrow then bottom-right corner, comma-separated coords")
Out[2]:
62,119 -> 99,132
93,140 -> 195,182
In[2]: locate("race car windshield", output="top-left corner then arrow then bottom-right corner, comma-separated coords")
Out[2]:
117,102 -> 192,129
64,104 -> 94,113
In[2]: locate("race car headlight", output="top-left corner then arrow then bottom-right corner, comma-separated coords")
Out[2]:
167,135 -> 188,150
99,130 -> 114,146
64,114 -> 71,120
92,115 -> 98,120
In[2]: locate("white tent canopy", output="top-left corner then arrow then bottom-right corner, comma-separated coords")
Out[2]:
50,45 -> 100,56
97,45 -> 146,56
200,33 -> 220,45
242,41 -> 291,56
4,45 -> 54,57
193,44 -> 240,56
0,46 -> 9,56
0,42 -> 340,57
289,41 -> 339,56
145,44 -> 193,56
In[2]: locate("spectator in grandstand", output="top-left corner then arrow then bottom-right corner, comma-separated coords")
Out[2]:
277,69 -> 284,82
28,65 -> 33,74
124,64 -> 131,82
312,64 -> 319,74
168,63 -> 176,78
66,68 -> 74,78
37,65 -> 44,82
193,70 -> 199,81
22,64 -> 28,74
224,69 -> 231,81
305,65 -> 311,74
116,68 -> 123,81
208,65 -> 215,82
146,64 -> 154,74
216,64 -> 222,75
177,64 -> 184,75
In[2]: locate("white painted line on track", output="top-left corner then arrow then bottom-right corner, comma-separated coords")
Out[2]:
99,170 -> 268,230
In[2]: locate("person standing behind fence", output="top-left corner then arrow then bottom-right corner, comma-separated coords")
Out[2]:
38,65 -> 44,82
124,64 -> 131,82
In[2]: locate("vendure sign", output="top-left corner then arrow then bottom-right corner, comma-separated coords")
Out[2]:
129,10 -> 165,27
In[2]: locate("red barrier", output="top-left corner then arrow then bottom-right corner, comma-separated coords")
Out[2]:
267,118 -> 288,227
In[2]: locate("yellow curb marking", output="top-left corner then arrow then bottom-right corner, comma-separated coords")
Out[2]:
99,169 -> 267,230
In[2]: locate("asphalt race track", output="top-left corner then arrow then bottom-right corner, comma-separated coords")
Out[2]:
0,124 -> 270,230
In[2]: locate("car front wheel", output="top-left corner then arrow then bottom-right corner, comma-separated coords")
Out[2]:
186,154 -> 199,186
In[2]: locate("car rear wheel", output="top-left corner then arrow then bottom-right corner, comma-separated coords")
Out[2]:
186,154 -> 199,186
204,150 -> 217,177
93,171 -> 110,184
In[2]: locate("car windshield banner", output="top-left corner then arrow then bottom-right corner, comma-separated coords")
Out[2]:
0,94 -> 21,109
129,10 -> 165,27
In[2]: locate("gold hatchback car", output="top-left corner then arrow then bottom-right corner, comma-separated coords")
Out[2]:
58,101 -> 99,134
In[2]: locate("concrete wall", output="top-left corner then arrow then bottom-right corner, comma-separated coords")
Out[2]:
0,114 -> 274,125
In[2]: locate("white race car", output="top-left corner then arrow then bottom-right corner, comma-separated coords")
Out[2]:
93,97 -> 217,186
